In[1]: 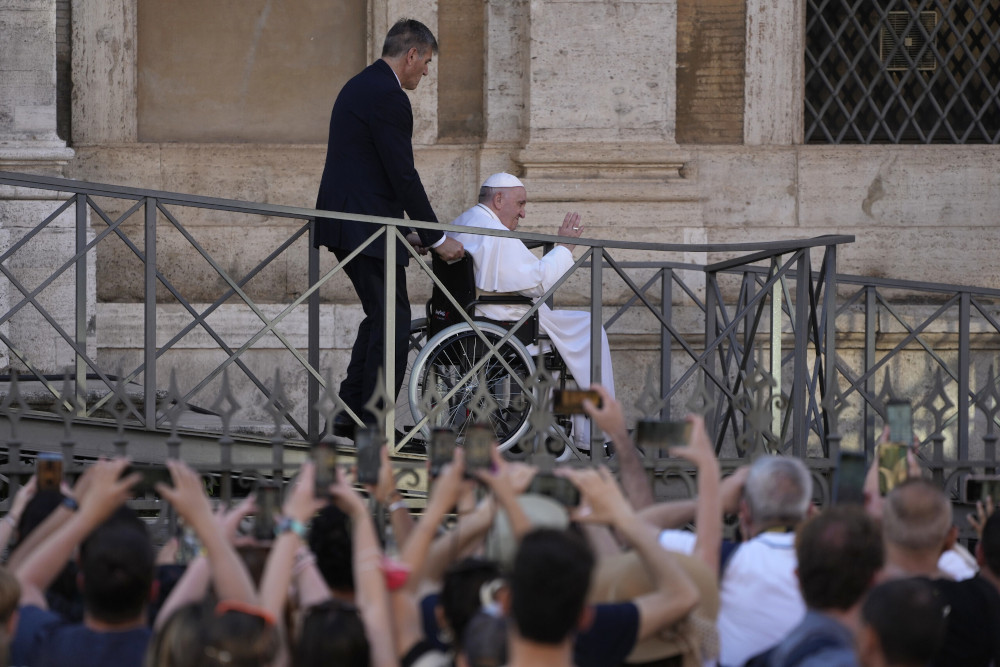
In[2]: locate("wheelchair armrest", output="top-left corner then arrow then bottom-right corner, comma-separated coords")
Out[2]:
466,295 -> 533,316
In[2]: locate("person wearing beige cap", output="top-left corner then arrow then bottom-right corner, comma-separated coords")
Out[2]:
449,172 -> 616,452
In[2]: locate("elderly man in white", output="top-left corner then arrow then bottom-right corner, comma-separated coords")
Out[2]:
449,172 -> 616,452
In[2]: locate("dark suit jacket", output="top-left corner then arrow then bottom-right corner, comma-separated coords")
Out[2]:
314,59 -> 443,265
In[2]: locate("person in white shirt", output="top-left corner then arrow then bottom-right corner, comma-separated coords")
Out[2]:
449,172 -> 615,452
657,455 -> 812,666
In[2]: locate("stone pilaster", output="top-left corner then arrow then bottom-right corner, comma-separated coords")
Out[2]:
516,1 -> 695,207
1,0 -> 92,373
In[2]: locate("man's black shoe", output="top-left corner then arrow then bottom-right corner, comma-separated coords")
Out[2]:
396,430 -> 427,455
326,418 -> 356,440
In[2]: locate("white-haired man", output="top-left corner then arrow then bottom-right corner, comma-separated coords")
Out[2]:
449,173 -> 615,452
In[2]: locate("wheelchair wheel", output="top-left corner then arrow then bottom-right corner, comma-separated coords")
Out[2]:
409,321 -> 535,452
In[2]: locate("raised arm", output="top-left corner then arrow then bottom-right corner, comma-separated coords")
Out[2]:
667,416 -> 722,573
15,459 -> 139,609
328,469 -> 397,667
563,467 -> 700,642
157,460 -> 257,605
0,476 -> 36,559
583,385 -> 654,510
366,445 -> 414,549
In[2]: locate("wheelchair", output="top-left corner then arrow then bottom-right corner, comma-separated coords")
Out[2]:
406,256 -> 573,452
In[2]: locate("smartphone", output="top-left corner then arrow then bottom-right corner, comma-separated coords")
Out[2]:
964,475 -> 1000,504
636,420 -> 691,450
528,473 -> 581,507
36,452 -> 63,492
832,450 -> 867,505
355,428 -> 383,486
429,428 -> 457,479
254,481 -> 281,541
312,441 -> 338,498
552,389 -> 602,415
464,424 -> 493,473
123,464 -> 173,497
878,443 -> 910,495
886,400 -> 913,446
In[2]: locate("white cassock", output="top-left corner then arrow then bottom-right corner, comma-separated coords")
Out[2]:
450,203 -> 615,449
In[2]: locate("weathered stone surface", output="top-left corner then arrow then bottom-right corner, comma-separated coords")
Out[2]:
71,0 -> 136,143
528,1 -> 677,143
744,0 -> 803,145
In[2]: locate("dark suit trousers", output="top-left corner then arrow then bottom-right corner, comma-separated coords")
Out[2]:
335,250 -> 410,422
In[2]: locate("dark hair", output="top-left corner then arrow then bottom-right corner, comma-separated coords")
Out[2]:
294,599 -> 369,667
440,558 -> 502,646
381,18 -> 438,58
79,507 -> 154,624
862,578 -> 946,665
308,505 -> 354,593
795,506 -> 883,611
980,511 -> 1000,575
510,528 -> 594,645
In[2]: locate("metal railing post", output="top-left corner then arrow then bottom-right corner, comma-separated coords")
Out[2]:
384,227 -> 396,446
864,286 -> 877,457
144,198 -> 157,428
75,195 -> 88,413
770,258 -> 783,451
660,268 -> 672,420
590,246 -> 604,458
308,222 -> 320,442
958,291 -> 971,461
792,251 -> 810,458
823,244 -> 839,450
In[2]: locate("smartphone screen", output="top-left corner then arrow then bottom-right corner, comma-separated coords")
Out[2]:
886,400 -> 913,446
636,420 -> 691,450
124,464 -> 173,497
464,424 -> 493,473
833,450 -> 867,505
429,428 -> 457,479
528,473 -> 581,507
878,443 -> 909,495
355,428 -> 383,486
254,481 -> 280,541
552,389 -> 602,415
964,476 -> 1000,504
312,441 -> 338,498
36,452 -> 63,492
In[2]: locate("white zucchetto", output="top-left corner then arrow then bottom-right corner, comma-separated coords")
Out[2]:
481,172 -> 525,189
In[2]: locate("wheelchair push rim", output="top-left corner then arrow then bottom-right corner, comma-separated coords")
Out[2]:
408,321 -> 535,452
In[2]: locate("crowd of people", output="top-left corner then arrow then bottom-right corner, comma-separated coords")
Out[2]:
0,382 -> 996,667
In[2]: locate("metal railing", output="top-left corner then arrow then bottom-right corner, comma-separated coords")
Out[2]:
0,169 -> 882,511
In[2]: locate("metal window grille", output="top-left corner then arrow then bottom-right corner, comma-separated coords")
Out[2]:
805,0 -> 1000,143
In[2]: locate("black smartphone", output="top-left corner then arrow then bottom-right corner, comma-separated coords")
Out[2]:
636,420 -> 691,450
552,389 -> 602,415
429,428 -> 457,479
355,428 -> 383,486
464,424 -> 494,473
124,464 -> 174,497
36,452 -> 63,492
964,475 -> 1000,504
312,441 -> 338,498
254,481 -> 281,541
886,400 -> 913,446
832,450 -> 867,505
878,443 -> 910,495
528,473 -> 581,507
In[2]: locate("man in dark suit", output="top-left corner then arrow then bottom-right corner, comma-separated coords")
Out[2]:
315,18 -> 464,437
